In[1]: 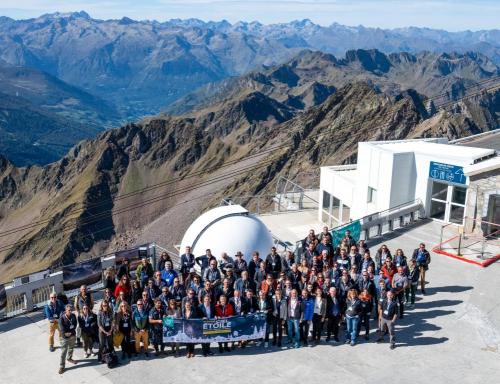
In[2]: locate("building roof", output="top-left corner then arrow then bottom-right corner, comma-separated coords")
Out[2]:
371,140 -> 494,163
463,155 -> 500,176
179,204 -> 273,264
454,130 -> 500,152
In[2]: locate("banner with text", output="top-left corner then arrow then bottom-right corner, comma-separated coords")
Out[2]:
163,313 -> 267,343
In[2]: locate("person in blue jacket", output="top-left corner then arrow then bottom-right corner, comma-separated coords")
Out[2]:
161,261 -> 179,288
299,289 -> 314,346
44,292 -> 65,352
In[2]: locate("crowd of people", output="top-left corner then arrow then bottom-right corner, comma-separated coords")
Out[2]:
45,227 -> 432,374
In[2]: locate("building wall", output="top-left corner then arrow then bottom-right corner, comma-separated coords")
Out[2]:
464,171 -> 500,235
390,152 -> 416,208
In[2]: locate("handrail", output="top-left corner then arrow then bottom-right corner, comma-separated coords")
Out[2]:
329,198 -> 423,232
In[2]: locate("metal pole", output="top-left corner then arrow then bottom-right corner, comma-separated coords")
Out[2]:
457,234 -> 462,256
439,225 -> 444,251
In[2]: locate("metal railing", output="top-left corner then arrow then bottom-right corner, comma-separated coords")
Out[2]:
294,198 -> 425,256
0,243 -> 164,319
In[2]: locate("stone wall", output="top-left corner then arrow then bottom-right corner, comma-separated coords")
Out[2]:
464,169 -> 499,235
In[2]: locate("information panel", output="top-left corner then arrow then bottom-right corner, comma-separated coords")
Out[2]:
429,161 -> 466,185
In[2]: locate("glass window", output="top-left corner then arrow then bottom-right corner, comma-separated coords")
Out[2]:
430,200 -> 446,221
449,205 -> 465,224
332,196 -> 341,219
431,181 -> 448,201
342,204 -> 351,223
321,211 -> 331,227
367,187 -> 377,203
322,191 -> 331,210
452,186 -> 467,205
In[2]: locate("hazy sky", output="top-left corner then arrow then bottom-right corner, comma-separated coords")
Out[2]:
0,0 -> 499,31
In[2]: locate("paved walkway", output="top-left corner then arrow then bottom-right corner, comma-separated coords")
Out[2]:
1,221 -> 499,384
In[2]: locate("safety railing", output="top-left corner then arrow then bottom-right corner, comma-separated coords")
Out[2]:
274,176 -> 319,212
294,198 -> 425,257
0,243 -> 165,320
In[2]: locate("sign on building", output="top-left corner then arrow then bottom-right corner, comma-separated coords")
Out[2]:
429,161 -> 466,185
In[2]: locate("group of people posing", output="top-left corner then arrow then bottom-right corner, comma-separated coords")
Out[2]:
45,227 -> 431,374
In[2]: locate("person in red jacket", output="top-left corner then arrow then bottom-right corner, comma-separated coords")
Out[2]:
215,295 -> 234,353
114,275 -> 131,303
380,256 -> 397,285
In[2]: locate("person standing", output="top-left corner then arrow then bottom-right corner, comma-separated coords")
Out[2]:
412,243 -> 431,294
256,290 -> 272,348
195,249 -> 215,278
344,289 -> 362,346
312,287 -> 326,343
406,259 -> 420,308
183,301 -> 198,358
132,299 -> 150,357
266,247 -> 282,279
180,246 -> 196,283
325,287 -> 341,342
377,290 -> 399,349
45,292 -> 64,352
272,289 -> 287,347
115,302 -> 133,360
136,257 -> 154,289
166,299 -> 182,357
215,295 -> 235,352
286,289 -> 302,349
392,266 -> 409,319
359,289 -> 373,340
74,285 -> 94,347
198,295 -> 215,356
77,304 -> 97,358
149,299 -> 165,356
97,300 -> 114,363
58,304 -> 78,374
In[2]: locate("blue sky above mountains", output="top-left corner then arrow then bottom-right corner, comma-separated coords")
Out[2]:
0,0 -> 499,31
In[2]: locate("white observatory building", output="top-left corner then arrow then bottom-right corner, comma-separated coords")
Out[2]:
179,205 -> 274,266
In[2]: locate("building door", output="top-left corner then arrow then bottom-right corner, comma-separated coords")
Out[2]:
430,181 -> 467,224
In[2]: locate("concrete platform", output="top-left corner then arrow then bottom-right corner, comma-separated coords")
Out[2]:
1,221 -> 499,384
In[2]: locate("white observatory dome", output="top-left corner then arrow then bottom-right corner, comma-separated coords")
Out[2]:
179,205 -> 274,269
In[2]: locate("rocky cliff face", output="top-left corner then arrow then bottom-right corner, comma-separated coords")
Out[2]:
0,77 -> 496,281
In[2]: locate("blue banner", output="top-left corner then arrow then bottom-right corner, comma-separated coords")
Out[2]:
429,161 -> 466,185
331,220 -> 361,247
163,313 -> 267,343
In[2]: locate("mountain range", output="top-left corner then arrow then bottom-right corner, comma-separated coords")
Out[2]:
1,12 -> 500,165
0,12 -> 499,281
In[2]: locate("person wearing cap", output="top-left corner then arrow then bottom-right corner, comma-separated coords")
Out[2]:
180,246 -> 196,283
58,304 -> 78,374
45,292 -> 64,352
377,290 -> 399,349
195,249 -> 215,278
233,251 -> 248,278
266,247 -> 282,279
